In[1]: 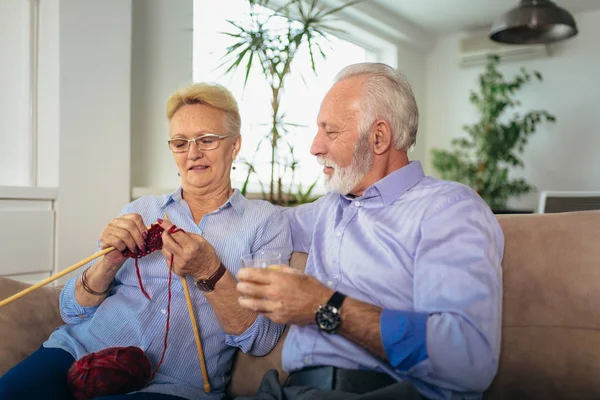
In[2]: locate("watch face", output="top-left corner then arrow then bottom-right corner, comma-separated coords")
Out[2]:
316,305 -> 340,333
195,280 -> 214,292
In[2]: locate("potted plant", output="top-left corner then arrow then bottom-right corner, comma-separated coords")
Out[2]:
218,0 -> 357,205
430,54 -> 556,212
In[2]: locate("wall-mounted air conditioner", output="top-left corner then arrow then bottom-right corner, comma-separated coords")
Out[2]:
459,33 -> 551,67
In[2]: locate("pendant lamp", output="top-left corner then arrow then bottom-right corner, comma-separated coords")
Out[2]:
489,0 -> 578,44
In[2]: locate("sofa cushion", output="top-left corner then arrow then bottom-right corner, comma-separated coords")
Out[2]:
0,278 -> 63,375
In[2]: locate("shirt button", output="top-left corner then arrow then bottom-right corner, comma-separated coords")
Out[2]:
354,201 -> 361,207
303,356 -> 311,364
335,231 -> 342,237
333,274 -> 340,280
327,281 -> 334,287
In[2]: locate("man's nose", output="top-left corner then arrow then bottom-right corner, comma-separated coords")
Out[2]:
310,131 -> 326,157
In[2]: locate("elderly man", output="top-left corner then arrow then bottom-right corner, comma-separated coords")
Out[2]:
236,62 -> 504,400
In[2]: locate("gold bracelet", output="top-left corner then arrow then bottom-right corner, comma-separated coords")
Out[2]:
80,267 -> 115,296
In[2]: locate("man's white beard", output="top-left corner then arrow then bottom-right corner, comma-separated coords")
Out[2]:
317,135 -> 373,195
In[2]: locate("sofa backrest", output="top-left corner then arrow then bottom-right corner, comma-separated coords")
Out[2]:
229,211 -> 600,399
487,210 -> 600,399
2,211 -> 599,399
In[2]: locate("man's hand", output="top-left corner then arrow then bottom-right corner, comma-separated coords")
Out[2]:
236,266 -> 334,325
157,219 -> 221,280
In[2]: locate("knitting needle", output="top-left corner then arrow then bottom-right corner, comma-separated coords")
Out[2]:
0,223 -> 155,308
164,214 -> 211,393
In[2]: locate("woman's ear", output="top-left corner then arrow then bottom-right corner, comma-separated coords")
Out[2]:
232,135 -> 242,159
373,120 -> 392,155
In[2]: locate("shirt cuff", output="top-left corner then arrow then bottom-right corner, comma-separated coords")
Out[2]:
224,314 -> 281,354
60,275 -> 99,319
380,309 -> 429,371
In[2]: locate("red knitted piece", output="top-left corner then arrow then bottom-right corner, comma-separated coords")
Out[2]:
67,223 -> 182,400
122,223 -> 166,300
67,346 -> 151,400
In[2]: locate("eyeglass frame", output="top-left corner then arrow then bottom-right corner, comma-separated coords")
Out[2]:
167,133 -> 235,153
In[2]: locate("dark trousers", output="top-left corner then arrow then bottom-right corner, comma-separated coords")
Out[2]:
235,369 -> 426,400
0,346 -> 184,400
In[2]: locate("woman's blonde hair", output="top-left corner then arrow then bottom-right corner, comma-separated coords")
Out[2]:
166,82 -> 241,135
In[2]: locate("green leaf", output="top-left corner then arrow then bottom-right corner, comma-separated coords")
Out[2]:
317,0 -> 363,19
243,50 -> 255,87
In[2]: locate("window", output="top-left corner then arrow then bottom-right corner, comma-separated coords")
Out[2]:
0,0 -> 36,187
193,0 -> 394,196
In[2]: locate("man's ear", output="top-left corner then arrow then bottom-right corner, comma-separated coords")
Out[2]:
372,120 -> 393,155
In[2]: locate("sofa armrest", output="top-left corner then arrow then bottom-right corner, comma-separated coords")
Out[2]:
0,277 -> 63,375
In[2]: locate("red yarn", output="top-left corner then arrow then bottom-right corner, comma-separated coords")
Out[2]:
122,223 -> 167,300
67,346 -> 151,400
68,222 -> 183,400
151,252 -> 175,380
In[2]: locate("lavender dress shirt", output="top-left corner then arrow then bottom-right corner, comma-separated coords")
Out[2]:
282,161 -> 504,400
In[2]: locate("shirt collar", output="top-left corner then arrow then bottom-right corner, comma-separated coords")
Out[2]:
349,160 -> 425,206
161,187 -> 245,216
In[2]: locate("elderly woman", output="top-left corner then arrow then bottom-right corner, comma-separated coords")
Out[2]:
0,83 -> 292,399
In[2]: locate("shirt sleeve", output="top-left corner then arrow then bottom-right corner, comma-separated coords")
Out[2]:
59,269 -> 101,324
380,195 -> 504,393
282,197 -> 323,253
226,208 -> 293,356
58,203 -> 133,324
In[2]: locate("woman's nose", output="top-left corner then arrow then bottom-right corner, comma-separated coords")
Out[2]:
187,143 -> 204,159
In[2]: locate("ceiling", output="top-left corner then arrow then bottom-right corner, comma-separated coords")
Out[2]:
372,0 -> 600,34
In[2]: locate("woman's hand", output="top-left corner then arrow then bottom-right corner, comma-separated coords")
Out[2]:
157,219 -> 220,280
99,213 -> 148,268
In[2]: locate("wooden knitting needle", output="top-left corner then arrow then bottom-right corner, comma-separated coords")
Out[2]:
0,223 -> 155,308
164,214 -> 211,393
0,248 -> 113,308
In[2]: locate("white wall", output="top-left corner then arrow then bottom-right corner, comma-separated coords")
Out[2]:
397,41 -> 427,164
131,0 -> 193,191
0,0 -> 33,186
424,10 -> 600,210
37,0 -> 60,188
55,0 -> 132,279
0,0 -> 132,283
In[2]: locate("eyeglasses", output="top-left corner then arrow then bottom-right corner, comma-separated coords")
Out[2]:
168,133 -> 233,153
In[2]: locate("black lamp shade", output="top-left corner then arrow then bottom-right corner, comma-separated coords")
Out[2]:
490,0 -> 578,45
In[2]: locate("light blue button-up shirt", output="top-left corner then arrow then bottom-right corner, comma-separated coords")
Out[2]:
44,188 -> 292,399
282,161 -> 504,400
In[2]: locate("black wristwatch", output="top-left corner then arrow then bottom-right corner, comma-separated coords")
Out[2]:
194,263 -> 226,292
315,291 -> 347,334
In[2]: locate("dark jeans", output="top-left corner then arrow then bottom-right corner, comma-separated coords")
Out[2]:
0,346 -> 185,400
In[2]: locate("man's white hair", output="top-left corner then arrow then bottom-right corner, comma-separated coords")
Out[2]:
334,63 -> 419,151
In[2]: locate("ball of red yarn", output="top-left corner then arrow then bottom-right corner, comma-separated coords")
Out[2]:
67,346 -> 152,400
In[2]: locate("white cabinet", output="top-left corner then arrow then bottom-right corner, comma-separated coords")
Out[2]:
0,187 -> 56,283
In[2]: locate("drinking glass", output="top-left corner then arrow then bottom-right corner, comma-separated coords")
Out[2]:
241,251 -> 286,269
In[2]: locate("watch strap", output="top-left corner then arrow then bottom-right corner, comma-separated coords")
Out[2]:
195,262 -> 226,291
327,291 -> 347,310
